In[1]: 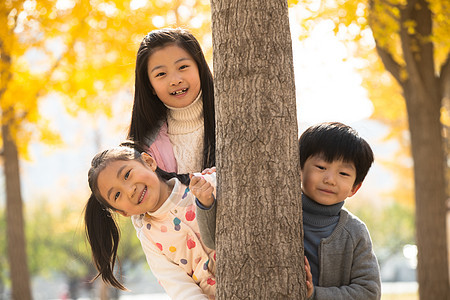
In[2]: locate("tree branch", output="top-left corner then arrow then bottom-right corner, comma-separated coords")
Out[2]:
440,53 -> 450,98
375,43 -> 403,85
16,10 -> 91,124
398,4 -> 423,89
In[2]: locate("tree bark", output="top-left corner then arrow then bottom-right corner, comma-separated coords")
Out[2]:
211,0 -> 306,298
397,0 -> 449,298
403,88 -> 449,298
2,121 -> 32,300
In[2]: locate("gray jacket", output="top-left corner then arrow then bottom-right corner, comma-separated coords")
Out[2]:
310,208 -> 381,299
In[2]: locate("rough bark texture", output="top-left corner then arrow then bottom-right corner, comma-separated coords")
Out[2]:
374,0 -> 449,297
2,122 -> 32,300
210,0 -> 306,299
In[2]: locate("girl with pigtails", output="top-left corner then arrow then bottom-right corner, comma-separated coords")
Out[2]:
85,144 -> 216,299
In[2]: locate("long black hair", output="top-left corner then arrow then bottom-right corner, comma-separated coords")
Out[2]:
84,142 -> 189,290
127,27 -> 215,169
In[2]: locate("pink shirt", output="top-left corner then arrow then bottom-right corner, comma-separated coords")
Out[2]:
148,123 -> 178,173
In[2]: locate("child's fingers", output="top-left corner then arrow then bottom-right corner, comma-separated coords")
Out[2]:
192,180 -> 212,195
201,166 -> 216,175
189,175 -> 206,189
201,185 -> 214,196
304,256 -> 310,269
304,256 -> 314,298
304,256 -> 312,280
190,178 -> 214,207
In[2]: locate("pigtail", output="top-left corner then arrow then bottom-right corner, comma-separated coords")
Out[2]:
156,166 -> 190,186
84,194 -> 126,290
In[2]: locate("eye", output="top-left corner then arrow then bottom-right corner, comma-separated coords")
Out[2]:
340,172 -> 350,176
124,170 -> 130,180
114,192 -> 120,201
155,71 -> 166,78
315,165 -> 325,170
179,64 -> 189,70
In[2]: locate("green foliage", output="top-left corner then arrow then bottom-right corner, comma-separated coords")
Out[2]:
347,201 -> 415,265
116,216 -> 146,268
23,197 -> 147,286
26,198 -> 92,279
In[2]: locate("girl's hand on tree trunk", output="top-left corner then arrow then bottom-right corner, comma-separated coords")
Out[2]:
190,173 -> 215,208
201,166 -> 216,175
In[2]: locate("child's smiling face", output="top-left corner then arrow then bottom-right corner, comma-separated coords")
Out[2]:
96,154 -> 171,216
147,44 -> 201,108
300,154 -> 361,206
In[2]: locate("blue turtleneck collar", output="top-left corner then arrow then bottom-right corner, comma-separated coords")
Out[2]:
302,193 -> 344,227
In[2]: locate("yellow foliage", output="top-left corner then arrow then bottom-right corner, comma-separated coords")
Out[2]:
0,0 -> 212,158
288,0 -> 300,7
442,106 -> 450,126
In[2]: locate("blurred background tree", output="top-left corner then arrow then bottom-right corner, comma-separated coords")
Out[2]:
0,209 -> 6,297
296,0 -> 449,298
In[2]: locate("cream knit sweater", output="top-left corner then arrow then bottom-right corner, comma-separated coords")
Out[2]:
165,91 -> 204,174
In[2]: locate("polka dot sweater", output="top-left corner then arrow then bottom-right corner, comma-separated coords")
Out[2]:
131,173 -> 216,300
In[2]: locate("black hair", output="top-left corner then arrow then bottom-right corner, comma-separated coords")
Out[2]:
299,122 -> 374,187
84,142 -> 189,290
127,27 -> 215,169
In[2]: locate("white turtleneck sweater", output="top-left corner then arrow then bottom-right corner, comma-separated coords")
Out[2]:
165,91 -> 204,174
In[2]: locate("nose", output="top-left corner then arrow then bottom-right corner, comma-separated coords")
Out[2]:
170,74 -> 183,86
126,183 -> 136,200
323,172 -> 336,186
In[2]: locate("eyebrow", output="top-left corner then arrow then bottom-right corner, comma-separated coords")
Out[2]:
340,162 -> 356,170
106,164 -> 127,201
150,57 -> 192,73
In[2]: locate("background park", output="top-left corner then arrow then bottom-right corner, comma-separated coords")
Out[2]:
0,0 -> 449,299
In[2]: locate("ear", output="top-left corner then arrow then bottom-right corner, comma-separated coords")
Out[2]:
141,152 -> 157,171
349,182 -> 362,197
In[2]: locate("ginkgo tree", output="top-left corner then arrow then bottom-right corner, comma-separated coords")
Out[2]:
296,0 -> 449,298
0,0 -> 211,298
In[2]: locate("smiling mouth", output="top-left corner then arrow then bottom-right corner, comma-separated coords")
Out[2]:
138,186 -> 147,204
319,188 -> 334,194
171,88 -> 187,95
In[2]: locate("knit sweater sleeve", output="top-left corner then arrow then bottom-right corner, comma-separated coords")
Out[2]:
313,211 -> 381,300
196,198 -> 217,250
195,172 -> 217,250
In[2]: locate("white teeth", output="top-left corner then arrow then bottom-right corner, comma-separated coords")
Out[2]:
139,187 -> 147,204
171,88 -> 187,95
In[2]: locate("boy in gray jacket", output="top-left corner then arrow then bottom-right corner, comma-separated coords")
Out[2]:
195,122 -> 381,299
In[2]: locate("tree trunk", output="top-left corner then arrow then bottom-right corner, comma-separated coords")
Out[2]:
2,121 -> 32,300
398,0 -> 449,297
404,89 -> 449,298
404,84 -> 450,297
211,0 -> 306,298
